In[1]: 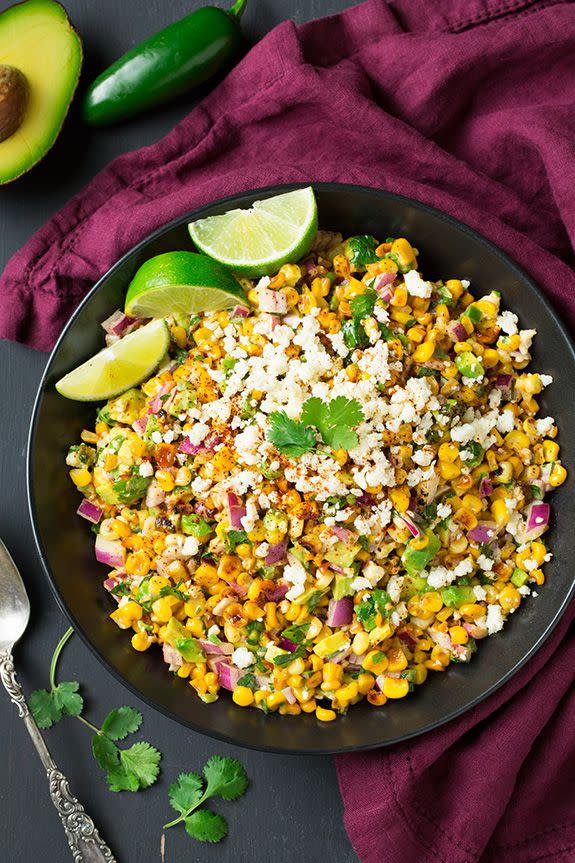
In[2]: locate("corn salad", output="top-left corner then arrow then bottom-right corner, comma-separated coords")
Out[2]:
67,231 -> 566,720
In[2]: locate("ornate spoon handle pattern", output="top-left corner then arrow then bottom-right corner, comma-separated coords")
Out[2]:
0,648 -> 117,863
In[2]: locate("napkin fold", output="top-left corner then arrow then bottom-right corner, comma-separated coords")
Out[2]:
2,0 -> 574,860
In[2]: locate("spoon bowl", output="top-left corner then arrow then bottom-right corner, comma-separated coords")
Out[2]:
0,539 -> 30,651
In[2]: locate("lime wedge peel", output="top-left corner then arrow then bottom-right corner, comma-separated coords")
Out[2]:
124,251 -> 247,319
56,318 -> 169,401
188,187 -> 318,277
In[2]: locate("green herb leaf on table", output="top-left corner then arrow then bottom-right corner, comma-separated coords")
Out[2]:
266,410 -> 316,457
31,627 -> 162,794
29,681 -> 83,728
203,755 -> 249,801
164,756 -> 249,844
101,706 -> 143,740
119,741 -> 162,789
169,773 -> 205,815
185,810 -> 228,844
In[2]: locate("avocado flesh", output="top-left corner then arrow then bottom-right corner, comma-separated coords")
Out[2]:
0,0 -> 82,184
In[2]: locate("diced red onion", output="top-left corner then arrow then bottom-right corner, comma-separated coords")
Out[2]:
347,652 -> 364,667
326,597 -> 353,627
229,581 -> 247,597
496,373 -> 513,391
132,414 -> 149,436
149,383 -> 171,414
399,511 -> 421,538
95,535 -> 126,568
525,502 -> 550,538
101,309 -> 138,337
203,433 -> 222,451
255,673 -> 271,690
258,286 -> 288,314
198,639 -> 234,656
265,539 -> 287,565
227,492 -> 247,529
162,642 -> 183,669
447,320 -> 468,342
330,526 -> 357,546
178,437 -> 203,455
263,582 -> 289,603
269,315 -> 281,330
282,686 -> 297,704
397,627 -> 418,647
328,563 -> 345,575
77,498 -> 103,524
207,656 -> 226,672
278,637 -> 299,653
103,577 -> 119,593
451,644 -> 472,662
355,492 -> 376,508
463,621 -> 488,639
217,662 -> 241,691
303,257 -> 318,276
233,304 -> 249,317
479,477 -> 493,498
373,271 -> 395,300
429,628 -> 453,651
145,480 -> 165,508
467,523 -> 496,544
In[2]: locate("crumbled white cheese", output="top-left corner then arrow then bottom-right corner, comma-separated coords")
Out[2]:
255,542 -> 269,559
497,311 -> 518,335
232,647 -> 255,669
181,536 -> 199,557
283,559 -> 307,600
473,585 -> 487,601
138,461 -> 153,477
535,417 -> 555,436
485,604 -> 505,634
151,431 -> 162,444
404,269 -> 433,299
477,554 -> 494,572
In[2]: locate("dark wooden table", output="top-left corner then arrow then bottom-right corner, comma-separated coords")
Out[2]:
0,1 -> 361,860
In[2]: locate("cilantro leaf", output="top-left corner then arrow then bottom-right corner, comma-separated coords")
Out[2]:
169,772 -> 204,815
29,689 -> 61,729
101,706 -> 143,741
226,529 -> 250,552
281,623 -> 310,644
273,645 -> 306,665
349,289 -> 377,322
185,810 -> 228,844
29,681 -> 83,728
203,755 -> 249,801
266,411 -> 316,457
106,765 -> 141,793
301,396 -> 364,451
119,741 -> 161,790
236,672 -> 258,690
92,734 -> 121,772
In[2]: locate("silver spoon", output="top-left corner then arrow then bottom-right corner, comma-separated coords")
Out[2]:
0,538 -> 116,862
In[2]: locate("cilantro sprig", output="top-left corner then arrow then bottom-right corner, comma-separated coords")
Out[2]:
164,755 -> 249,843
29,628 -> 161,793
267,396 -> 364,457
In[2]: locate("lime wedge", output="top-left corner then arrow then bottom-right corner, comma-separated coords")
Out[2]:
188,187 -> 318,277
56,319 -> 169,401
124,251 -> 247,318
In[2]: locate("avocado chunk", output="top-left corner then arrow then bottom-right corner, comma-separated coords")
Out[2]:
0,0 -> 82,184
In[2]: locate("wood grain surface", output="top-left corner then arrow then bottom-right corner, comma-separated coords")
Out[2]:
0,1 -> 361,861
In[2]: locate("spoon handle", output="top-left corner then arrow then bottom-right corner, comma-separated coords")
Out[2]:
0,648 -> 117,863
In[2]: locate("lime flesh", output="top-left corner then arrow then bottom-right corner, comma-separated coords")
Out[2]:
124,251 -> 247,318
188,187 -> 318,277
56,319 -> 169,401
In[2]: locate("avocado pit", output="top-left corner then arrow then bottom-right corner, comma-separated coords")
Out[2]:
0,64 -> 28,143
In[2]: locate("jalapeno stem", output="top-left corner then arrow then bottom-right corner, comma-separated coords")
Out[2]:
229,0 -> 248,19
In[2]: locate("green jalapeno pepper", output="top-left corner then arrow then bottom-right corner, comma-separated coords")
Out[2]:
83,0 -> 247,126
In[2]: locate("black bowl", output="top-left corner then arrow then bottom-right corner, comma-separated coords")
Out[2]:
27,184 -> 575,754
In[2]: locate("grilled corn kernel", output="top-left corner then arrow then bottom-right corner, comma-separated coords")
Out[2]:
412,340 -> 435,363
389,485 -> 410,513
382,677 -> 410,699
449,625 -> 469,645
362,650 -> 388,675
232,687 -> 254,707
70,468 -> 91,487
498,585 -> 521,612
315,706 -> 337,722
151,597 -> 174,623
549,464 -> 567,487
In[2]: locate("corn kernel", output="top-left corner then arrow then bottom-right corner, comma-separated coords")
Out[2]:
382,677 -> 410,699
232,687 -> 254,707
449,625 -> 469,645
412,340 -> 435,363
362,650 -> 388,675
549,464 -> 567,487
315,706 -> 337,722
498,585 -> 521,612
69,468 -> 91,487
155,469 -> 175,493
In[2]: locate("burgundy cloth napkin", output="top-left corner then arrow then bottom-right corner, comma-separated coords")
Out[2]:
2,0 -> 574,860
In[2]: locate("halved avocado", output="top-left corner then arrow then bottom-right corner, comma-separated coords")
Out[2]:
0,0 -> 82,184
